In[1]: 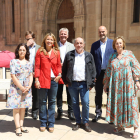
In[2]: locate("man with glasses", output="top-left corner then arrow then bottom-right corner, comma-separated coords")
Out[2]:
25,31 -> 40,119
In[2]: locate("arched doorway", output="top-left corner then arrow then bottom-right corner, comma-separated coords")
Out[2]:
57,0 -> 75,43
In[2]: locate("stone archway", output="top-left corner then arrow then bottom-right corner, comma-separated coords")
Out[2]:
35,0 -> 86,44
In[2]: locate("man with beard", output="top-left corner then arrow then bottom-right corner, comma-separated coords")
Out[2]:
90,26 -> 115,122
25,31 -> 40,119
56,28 -> 75,120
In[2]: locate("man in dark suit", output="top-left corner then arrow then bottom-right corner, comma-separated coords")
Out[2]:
56,28 -> 75,120
90,26 -> 115,122
25,31 -> 40,119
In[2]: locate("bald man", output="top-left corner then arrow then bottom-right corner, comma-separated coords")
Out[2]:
90,26 -> 115,122
62,37 -> 96,132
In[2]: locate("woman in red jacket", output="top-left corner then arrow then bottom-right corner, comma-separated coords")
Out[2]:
35,33 -> 62,133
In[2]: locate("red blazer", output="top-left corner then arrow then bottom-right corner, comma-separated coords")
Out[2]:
35,49 -> 62,89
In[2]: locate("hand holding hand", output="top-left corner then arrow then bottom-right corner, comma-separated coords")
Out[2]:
23,86 -> 31,93
20,86 -> 26,93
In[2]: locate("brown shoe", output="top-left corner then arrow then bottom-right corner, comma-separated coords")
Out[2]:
48,127 -> 54,133
84,123 -> 91,132
40,127 -> 46,132
72,123 -> 81,131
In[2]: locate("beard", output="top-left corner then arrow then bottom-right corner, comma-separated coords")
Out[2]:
100,35 -> 106,40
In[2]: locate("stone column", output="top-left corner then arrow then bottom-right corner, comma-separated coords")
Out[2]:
109,0 -> 117,38
101,0 -> 111,33
35,20 -> 43,45
2,0 -> 6,46
24,0 -> 29,32
74,15 -> 85,38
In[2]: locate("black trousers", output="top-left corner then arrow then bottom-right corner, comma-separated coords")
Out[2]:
57,84 -> 73,114
95,70 -> 106,116
32,77 -> 39,113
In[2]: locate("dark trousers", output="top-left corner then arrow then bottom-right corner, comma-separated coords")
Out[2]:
32,77 -> 39,113
95,70 -> 106,116
57,84 -> 73,114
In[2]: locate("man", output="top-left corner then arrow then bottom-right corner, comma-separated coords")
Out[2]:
62,37 -> 96,132
56,28 -> 75,120
25,31 -> 40,119
90,26 -> 115,122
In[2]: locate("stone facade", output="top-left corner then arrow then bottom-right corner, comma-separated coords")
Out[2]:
0,0 -> 140,57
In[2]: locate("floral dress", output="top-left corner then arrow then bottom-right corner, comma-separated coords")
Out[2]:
6,59 -> 33,109
104,50 -> 140,128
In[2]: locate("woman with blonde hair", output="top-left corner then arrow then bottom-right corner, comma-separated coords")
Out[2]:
104,36 -> 140,139
35,33 -> 62,133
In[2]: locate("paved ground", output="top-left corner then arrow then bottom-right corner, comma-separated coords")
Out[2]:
0,102 -> 140,140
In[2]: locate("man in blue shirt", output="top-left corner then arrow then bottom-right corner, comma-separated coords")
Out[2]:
90,26 -> 115,122
25,31 -> 40,119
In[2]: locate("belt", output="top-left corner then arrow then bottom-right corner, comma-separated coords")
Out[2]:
101,69 -> 106,71
73,81 -> 86,83
51,77 -> 55,81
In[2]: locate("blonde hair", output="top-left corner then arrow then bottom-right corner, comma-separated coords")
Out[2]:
40,33 -> 59,55
113,36 -> 126,50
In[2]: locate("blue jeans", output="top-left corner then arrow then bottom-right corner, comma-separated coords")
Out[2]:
68,81 -> 89,124
38,80 -> 58,128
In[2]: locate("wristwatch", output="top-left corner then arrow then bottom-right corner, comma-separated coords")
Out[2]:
58,74 -> 61,77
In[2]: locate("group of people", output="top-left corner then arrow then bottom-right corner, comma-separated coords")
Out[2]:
6,26 -> 140,139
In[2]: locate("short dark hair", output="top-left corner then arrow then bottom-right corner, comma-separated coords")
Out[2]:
15,43 -> 30,61
25,31 -> 35,38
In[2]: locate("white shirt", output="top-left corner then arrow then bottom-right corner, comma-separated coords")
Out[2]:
51,69 -> 55,78
73,50 -> 85,81
100,38 -> 107,69
59,41 -> 67,63
29,43 -> 36,66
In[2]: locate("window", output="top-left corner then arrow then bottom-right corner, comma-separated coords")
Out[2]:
133,0 -> 140,23
12,0 -> 15,32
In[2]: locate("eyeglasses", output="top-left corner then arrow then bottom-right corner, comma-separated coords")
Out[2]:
25,38 -> 33,41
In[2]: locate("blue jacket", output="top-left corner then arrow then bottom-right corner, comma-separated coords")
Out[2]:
90,38 -> 115,78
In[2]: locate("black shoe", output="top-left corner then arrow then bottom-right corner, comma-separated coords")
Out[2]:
109,122 -> 113,124
56,113 -> 62,120
84,123 -> 91,132
92,115 -> 101,122
32,112 -> 38,120
68,112 -> 75,120
24,108 -> 28,117
72,123 -> 81,131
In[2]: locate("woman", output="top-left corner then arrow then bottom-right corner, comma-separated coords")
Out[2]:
6,43 -> 33,136
103,36 -> 140,139
35,33 -> 61,133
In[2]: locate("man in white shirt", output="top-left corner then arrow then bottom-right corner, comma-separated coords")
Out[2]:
62,37 -> 96,132
25,31 -> 40,119
56,28 -> 75,120
90,26 -> 115,122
